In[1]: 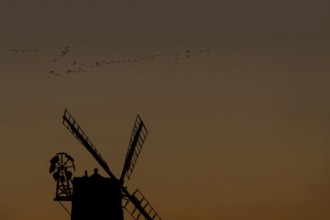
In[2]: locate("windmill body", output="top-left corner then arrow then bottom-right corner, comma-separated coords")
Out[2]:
71,170 -> 123,220
49,109 -> 161,220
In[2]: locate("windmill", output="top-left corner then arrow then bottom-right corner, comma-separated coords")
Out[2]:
49,152 -> 75,201
50,108 -> 161,220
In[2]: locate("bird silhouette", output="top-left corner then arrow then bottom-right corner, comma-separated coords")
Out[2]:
48,70 -> 61,76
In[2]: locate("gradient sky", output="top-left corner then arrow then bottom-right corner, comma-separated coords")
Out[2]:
1,1 -> 330,219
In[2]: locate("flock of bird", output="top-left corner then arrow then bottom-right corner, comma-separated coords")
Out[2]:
53,46 -> 70,62
9,46 -> 212,77
9,49 -> 39,53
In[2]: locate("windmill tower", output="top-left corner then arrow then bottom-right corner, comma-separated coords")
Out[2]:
49,109 -> 161,220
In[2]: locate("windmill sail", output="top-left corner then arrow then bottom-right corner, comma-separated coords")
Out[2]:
122,188 -> 161,220
120,115 -> 148,182
62,109 -> 117,180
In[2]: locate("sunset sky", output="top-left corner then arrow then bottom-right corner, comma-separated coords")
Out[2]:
1,1 -> 330,219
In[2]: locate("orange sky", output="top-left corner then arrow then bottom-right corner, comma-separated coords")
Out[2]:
1,1 -> 330,219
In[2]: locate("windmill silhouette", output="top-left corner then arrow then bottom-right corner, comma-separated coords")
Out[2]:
50,109 -> 161,220
49,152 -> 75,201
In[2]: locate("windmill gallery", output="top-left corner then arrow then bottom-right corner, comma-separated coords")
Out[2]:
49,109 -> 161,220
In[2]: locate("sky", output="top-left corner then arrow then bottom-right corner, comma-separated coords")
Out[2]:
1,0 -> 330,219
